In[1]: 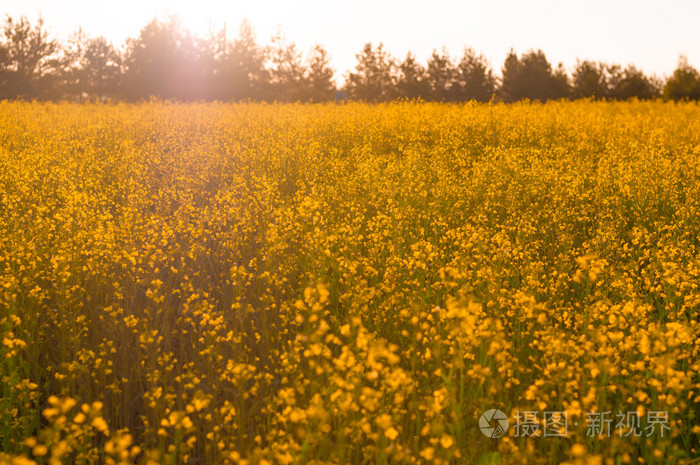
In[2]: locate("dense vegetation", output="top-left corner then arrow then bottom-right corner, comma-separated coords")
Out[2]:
1,16 -> 700,102
1,101 -> 699,464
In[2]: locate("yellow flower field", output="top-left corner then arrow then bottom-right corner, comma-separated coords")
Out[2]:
0,100 -> 698,464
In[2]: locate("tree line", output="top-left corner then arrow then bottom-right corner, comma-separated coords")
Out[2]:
1,15 -> 700,103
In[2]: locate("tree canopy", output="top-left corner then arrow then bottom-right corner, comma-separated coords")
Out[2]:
0,15 -> 693,103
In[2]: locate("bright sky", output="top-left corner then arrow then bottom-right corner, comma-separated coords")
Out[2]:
3,0 -> 699,83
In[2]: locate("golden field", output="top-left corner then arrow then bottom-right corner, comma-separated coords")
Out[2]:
0,101 -> 698,465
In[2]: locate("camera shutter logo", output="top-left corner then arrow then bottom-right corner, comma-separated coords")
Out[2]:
480,409 -> 509,438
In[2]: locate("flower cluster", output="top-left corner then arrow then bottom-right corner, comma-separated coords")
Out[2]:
0,100 -> 698,464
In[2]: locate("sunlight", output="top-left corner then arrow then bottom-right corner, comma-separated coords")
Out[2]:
5,0 -> 699,80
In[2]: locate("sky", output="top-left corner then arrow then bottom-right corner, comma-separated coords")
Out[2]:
2,0 -> 699,83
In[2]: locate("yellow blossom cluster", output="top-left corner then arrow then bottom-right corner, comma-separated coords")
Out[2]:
0,100 -> 698,464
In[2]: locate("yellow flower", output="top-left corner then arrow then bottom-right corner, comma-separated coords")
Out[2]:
181,416 -> 193,429
384,427 -> 399,440
570,443 -> 587,457
420,447 -> 435,460
440,433 -> 454,449
91,417 -> 109,433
